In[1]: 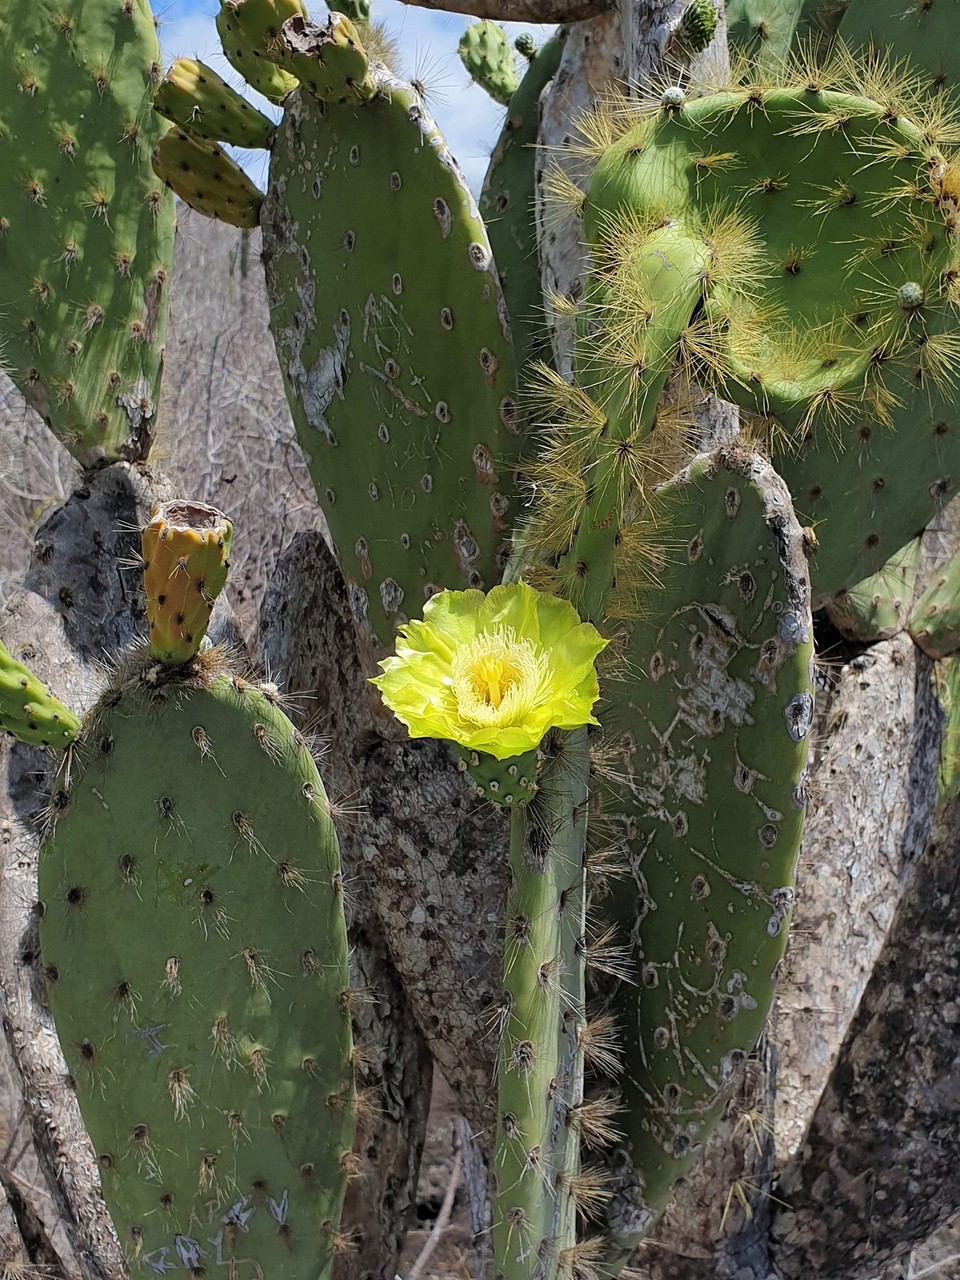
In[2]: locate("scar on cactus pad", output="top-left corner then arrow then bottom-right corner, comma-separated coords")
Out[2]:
371,583 -> 606,804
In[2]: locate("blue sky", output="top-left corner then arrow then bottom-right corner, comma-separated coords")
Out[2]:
155,0 -> 556,193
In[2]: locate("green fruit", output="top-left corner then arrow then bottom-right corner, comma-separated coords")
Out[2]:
459,21 -> 520,106
151,128 -> 264,228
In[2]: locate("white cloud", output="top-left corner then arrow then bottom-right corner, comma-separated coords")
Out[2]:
157,0 -> 561,196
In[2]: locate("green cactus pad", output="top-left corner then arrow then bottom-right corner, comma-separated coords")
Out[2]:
480,30 -> 566,395
154,58 -> 276,149
0,0 -> 175,467
936,654 -> 960,800
216,3 -> 299,102
219,0 -> 307,60
273,13 -> 375,105
825,535 -> 922,642
459,21 -> 520,106
599,447 -> 813,1247
39,652 -> 355,1279
0,637 -> 80,748
839,0 -> 960,96
578,62 -> 960,602
725,0 -> 805,68
909,551 -> 960,657
493,732 -> 590,1280
261,66 -> 521,651
151,128 -> 264,228
141,501 -> 233,665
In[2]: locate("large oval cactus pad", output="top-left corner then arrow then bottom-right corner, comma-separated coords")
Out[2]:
262,68 -> 520,650
39,654 -> 355,1278
598,448 -> 814,1244
0,0 -> 175,466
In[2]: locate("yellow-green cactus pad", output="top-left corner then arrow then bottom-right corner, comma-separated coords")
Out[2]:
0,638 -> 79,748
151,128 -> 264,227
154,58 -> 276,149
141,500 -> 233,665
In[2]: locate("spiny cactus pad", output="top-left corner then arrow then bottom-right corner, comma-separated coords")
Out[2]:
480,30 -> 566,395
141,501 -> 233,664
459,21 -> 520,106
725,0 -> 805,68
0,0 -> 175,467
154,58 -> 276,149
574,58 -> 960,602
909,551 -> 960,657
838,0 -> 960,96
216,2 -> 299,102
493,731 -> 591,1280
39,654 -> 355,1279
0,637 -> 80,748
825,535 -> 922,642
151,128 -> 264,228
598,448 -> 813,1247
261,64 -> 520,650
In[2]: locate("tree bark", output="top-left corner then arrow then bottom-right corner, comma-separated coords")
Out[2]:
397,0 -> 611,21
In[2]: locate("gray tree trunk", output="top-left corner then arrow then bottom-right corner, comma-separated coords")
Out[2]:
0,3 -> 958,1279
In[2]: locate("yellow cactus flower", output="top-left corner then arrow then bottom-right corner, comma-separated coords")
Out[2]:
371,583 -> 607,760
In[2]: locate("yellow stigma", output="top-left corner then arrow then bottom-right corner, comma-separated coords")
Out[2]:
450,627 -> 548,728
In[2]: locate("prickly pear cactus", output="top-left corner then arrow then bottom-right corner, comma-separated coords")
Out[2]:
564,58 -> 960,607
480,29 -> 567,392
154,57 -> 276,148
0,637 -> 80,748
598,447 -> 814,1252
39,652 -> 356,1279
909,552 -> 960,657
260,42 -> 522,650
459,20 -> 521,106
826,536 -> 922,642
0,0 -> 175,467
725,0 -> 805,66
152,128 -> 264,228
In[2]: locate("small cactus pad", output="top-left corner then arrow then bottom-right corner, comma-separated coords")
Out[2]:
459,21 -> 520,106
218,0 -> 307,60
480,30 -> 566,394
908,552 -> 960,658
0,0 -> 175,467
141,501 -> 233,664
725,0 -> 805,67
579,59 -> 960,599
261,64 -> 520,650
216,3 -> 299,102
151,128 -> 264,227
39,655 -> 355,1280
825,536 -> 922,642
154,58 -> 276,149
0,637 -> 80,748
493,732 -> 591,1280
336,0 -> 371,21
599,448 -> 813,1245
272,13 -> 375,105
